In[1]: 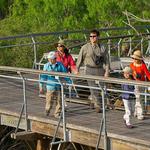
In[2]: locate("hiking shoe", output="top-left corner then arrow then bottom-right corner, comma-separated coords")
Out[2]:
137,116 -> 144,120
123,119 -> 133,129
126,124 -> 134,129
95,107 -> 102,113
54,113 -> 61,118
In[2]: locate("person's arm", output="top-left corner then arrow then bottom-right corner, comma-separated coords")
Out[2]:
58,62 -> 72,84
68,55 -> 78,74
76,46 -> 85,72
102,46 -> 110,77
39,64 -> 48,93
143,63 -> 150,80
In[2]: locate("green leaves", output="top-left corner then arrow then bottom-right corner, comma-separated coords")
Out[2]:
0,0 -> 150,67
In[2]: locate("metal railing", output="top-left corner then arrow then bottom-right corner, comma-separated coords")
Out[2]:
0,66 -> 150,149
0,26 -> 150,69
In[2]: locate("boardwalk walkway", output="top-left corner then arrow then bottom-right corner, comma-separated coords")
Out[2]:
0,76 -> 150,150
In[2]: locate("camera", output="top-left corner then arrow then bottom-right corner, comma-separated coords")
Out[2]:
136,73 -> 141,79
95,56 -> 104,65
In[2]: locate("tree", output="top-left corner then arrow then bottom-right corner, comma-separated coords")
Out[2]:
0,0 -> 150,67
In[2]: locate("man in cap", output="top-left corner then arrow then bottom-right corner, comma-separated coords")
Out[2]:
40,51 -> 71,118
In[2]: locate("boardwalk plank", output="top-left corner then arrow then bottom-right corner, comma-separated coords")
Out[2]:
0,77 -> 150,149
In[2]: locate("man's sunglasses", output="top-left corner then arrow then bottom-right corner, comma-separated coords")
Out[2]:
90,35 -> 97,38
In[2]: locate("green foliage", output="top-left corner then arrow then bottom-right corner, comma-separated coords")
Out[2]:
0,0 -> 13,19
0,0 -> 150,67
1,0 -> 150,34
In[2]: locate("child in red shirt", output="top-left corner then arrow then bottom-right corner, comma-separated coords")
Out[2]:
130,50 -> 150,120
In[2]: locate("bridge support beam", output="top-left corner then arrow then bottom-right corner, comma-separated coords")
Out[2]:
11,131 -> 38,140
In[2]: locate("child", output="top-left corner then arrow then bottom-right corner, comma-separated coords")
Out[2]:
39,51 -> 71,118
121,66 -> 135,128
130,50 -> 150,120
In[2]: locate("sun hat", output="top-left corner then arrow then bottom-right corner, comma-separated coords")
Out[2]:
123,66 -> 132,74
130,50 -> 143,60
47,51 -> 56,59
54,39 -> 67,48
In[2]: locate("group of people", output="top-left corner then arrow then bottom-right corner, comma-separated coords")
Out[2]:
40,29 -> 109,118
39,29 -> 150,129
39,39 -> 76,118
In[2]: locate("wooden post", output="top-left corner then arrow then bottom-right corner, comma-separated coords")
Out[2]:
36,139 -> 50,150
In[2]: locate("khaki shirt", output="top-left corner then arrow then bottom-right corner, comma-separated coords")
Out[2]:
76,42 -> 109,74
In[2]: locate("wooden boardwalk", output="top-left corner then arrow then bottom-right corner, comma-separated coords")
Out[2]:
0,77 -> 150,150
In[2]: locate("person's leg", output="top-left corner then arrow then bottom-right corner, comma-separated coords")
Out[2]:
93,68 -> 104,112
131,99 -> 135,116
134,86 -> 144,120
45,90 -> 54,116
85,67 -> 96,106
85,67 -> 102,112
123,99 -> 131,125
54,90 -> 61,117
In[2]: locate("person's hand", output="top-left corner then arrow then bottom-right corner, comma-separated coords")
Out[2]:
104,72 -> 109,77
75,71 -> 80,75
39,88 -> 44,94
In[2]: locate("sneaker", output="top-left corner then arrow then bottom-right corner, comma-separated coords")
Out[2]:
137,116 -> 144,120
123,119 -> 133,129
126,124 -> 134,129
54,113 -> 61,118
95,107 -> 102,113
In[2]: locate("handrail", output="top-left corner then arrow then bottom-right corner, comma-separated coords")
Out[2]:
0,25 -> 150,40
0,33 -> 149,51
0,66 -> 150,87
0,66 -> 150,149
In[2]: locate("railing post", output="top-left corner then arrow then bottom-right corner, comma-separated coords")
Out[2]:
102,85 -> 108,150
144,87 -> 148,114
127,31 -> 132,56
31,36 -> 37,69
141,37 -> 144,54
18,72 -> 28,131
96,83 -> 108,150
146,29 -> 150,55
61,83 -> 67,141
106,33 -> 111,66
117,38 -> 122,57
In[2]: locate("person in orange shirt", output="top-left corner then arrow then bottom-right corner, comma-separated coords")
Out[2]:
130,50 -> 150,120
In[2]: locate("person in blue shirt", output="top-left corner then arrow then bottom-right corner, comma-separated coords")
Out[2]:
121,66 -> 135,128
39,51 -> 71,118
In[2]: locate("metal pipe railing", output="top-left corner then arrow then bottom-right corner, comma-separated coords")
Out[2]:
102,86 -> 108,150
0,66 -> 150,150
1,28 -> 150,72
17,72 -> 28,131
1,25 -> 150,41
0,66 -> 150,87
31,36 -> 37,69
